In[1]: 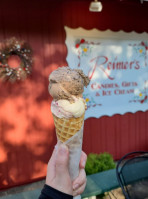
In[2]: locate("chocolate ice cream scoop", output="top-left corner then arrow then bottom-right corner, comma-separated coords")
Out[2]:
48,66 -> 90,102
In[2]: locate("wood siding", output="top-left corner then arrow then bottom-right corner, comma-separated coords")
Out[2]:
0,0 -> 148,190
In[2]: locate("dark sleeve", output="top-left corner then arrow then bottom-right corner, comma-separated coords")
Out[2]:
38,184 -> 73,199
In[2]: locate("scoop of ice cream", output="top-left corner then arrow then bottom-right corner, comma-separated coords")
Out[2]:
48,66 -> 90,102
51,98 -> 85,118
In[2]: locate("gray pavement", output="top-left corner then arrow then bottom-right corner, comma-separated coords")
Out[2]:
0,189 -> 41,199
0,180 -> 45,199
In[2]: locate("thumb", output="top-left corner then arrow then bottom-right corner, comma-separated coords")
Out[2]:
55,143 -> 69,176
53,143 -> 73,195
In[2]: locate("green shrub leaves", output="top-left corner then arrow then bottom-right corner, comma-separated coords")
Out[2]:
85,152 -> 116,175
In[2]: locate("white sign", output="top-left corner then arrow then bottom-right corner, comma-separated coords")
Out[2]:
65,27 -> 148,119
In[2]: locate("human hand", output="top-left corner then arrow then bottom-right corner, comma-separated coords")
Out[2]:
73,151 -> 87,196
45,143 -> 87,196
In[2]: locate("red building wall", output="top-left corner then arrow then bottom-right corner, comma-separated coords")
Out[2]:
0,0 -> 148,190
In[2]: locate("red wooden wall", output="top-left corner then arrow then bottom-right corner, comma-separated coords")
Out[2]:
0,0 -> 148,190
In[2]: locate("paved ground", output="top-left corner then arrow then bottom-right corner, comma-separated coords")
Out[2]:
0,179 -> 125,199
1,178 -> 148,199
0,180 -> 45,198
0,181 -> 124,199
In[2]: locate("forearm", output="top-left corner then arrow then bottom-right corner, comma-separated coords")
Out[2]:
39,184 -> 73,199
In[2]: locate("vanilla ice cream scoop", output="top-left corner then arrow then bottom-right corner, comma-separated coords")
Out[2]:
51,98 -> 85,118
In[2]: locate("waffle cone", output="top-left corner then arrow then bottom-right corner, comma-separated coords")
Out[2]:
52,113 -> 85,143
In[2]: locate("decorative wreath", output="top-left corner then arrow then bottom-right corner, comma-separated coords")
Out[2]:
0,37 -> 33,82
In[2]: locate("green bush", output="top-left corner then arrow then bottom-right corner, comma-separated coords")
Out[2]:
85,152 -> 116,175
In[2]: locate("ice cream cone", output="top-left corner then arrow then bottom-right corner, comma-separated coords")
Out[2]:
52,113 -> 85,143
